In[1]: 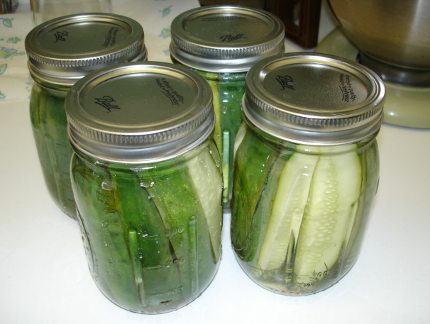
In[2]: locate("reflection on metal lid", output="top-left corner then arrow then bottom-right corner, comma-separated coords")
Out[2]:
243,52 -> 385,145
170,5 -> 285,72
65,62 -> 214,163
25,13 -> 147,86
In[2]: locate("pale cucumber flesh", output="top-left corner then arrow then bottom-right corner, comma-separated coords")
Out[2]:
203,72 -> 245,205
232,134 -> 377,295
293,145 -> 362,285
257,148 -> 320,271
186,145 -> 223,260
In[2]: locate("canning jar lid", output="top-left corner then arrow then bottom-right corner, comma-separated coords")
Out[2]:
243,53 -> 386,145
170,6 -> 285,72
65,62 -> 214,163
25,13 -> 147,86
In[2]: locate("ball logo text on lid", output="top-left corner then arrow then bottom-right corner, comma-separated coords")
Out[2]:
243,53 -> 385,145
65,62 -> 215,163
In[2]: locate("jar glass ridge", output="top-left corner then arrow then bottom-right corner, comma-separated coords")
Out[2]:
30,83 -> 75,216
65,62 -> 223,313
170,5 -> 285,205
25,13 -> 147,218
232,122 -> 379,295
71,139 -> 222,313
231,53 -> 385,295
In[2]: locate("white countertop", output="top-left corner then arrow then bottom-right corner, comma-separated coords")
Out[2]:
1,1 -> 429,323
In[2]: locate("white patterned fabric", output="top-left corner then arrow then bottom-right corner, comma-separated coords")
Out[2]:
0,0 -> 200,103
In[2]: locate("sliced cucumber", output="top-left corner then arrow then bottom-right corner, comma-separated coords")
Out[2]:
242,156 -> 285,262
186,144 -> 223,260
250,144 -> 362,285
233,123 -> 246,159
233,138 -> 371,293
293,145 -> 362,284
30,86 -> 76,217
343,140 -> 379,267
71,144 -> 222,313
111,168 -> 181,309
204,72 -> 246,204
140,147 -> 221,296
207,80 -> 222,154
71,158 -> 142,311
257,148 -> 320,271
231,130 -> 277,257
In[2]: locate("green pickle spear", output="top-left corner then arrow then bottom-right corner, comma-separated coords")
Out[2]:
257,147 -> 321,272
25,13 -> 148,219
30,86 -> 75,217
232,128 -> 379,295
66,62 -> 222,313
231,130 -> 277,258
231,53 -> 384,295
169,6 -> 285,206
71,158 -> 142,310
71,143 -> 222,313
204,72 -> 246,205
291,145 -> 362,288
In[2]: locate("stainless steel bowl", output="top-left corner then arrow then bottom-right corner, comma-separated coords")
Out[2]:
328,0 -> 430,85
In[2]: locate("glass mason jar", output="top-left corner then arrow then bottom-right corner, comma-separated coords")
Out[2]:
231,53 -> 385,295
170,6 -> 285,205
65,62 -> 223,314
25,13 -> 147,218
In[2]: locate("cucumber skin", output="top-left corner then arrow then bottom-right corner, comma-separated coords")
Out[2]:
231,129 -> 278,260
70,142 -> 222,314
72,140 -> 222,314
30,85 -> 76,218
199,71 -> 246,205
232,127 -> 379,295
342,140 -> 379,269
291,145 -> 362,290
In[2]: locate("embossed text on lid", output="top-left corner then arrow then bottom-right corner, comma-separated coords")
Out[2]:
25,13 -> 147,86
170,6 -> 285,72
65,62 -> 214,163
243,53 -> 385,145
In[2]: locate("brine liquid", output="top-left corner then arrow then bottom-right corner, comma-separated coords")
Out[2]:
71,142 -> 223,313
30,85 -> 76,218
202,71 -> 246,205
231,128 -> 379,295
